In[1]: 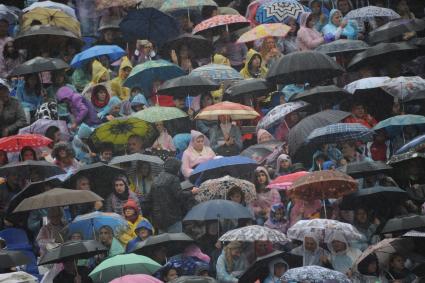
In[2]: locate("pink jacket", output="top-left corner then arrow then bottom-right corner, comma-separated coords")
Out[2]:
296,12 -> 324,51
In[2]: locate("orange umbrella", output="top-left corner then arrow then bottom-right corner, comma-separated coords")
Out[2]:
195,101 -> 260,121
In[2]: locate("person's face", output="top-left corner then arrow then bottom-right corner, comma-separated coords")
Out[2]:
332,11 -> 343,26
101,150 -> 113,162
22,150 -> 35,161
390,255 -> 405,271
99,228 -> 113,244
230,248 -> 241,258
218,115 -> 230,124
137,228 -> 150,240
259,133 -> 272,143
71,233 -> 82,241
311,2 -> 321,14
288,18 -> 297,33
274,263 -> 287,277
207,222 -> 218,235
280,160 -> 291,169
331,240 -> 347,252
54,73 -> 65,85
367,260 -> 378,273
274,208 -> 284,221
337,0 -> 351,14
27,75 -> 38,88
355,209 -> 368,224
143,43 -> 153,54
155,122 -> 165,132
352,105 -> 365,118
193,136 -> 204,151
53,130 -> 61,143
0,88 -> 10,104
287,112 -> 300,125
58,149 -> 67,158
202,95 -> 213,108
265,37 -> 276,50
133,104 -> 144,112
255,241 -> 269,254
114,180 -> 126,194
111,104 -> 121,114
304,237 -> 317,252
341,143 -> 355,158
229,192 -> 242,203
251,56 -> 261,69
173,97 -> 185,109
165,269 -> 178,281
97,90 -> 108,101
124,207 -> 136,217
307,15 -> 315,28
77,178 -> 90,190
397,0 -> 409,13
0,21 -> 9,37
127,138 -> 142,153
103,30 -> 115,43
257,172 -> 268,184
122,67 -> 131,79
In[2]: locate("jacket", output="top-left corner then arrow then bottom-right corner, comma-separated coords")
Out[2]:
110,56 -> 132,100
297,12 -> 325,51
105,190 -> 141,216
91,60 -> 110,84
322,9 -> 358,40
209,124 -> 243,153
0,97 -> 27,136
239,49 -> 268,79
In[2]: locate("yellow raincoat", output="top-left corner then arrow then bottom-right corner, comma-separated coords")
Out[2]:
91,60 -> 110,84
239,49 -> 268,79
110,56 -> 132,101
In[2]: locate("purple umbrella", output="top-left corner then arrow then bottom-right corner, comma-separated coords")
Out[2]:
18,119 -> 70,141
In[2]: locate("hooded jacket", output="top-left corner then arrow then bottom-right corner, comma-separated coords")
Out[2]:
126,219 -> 153,252
264,258 -> 289,283
91,60 -> 110,84
327,231 -> 362,273
240,49 -> 268,79
322,9 -> 358,40
297,12 -> 325,51
110,56 -> 132,100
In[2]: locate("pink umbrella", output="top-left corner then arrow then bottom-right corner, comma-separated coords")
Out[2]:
192,15 -> 250,35
267,171 -> 309,190
109,274 -> 163,283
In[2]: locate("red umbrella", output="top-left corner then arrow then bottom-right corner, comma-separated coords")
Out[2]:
267,171 -> 309,190
0,134 -> 52,152
192,14 -> 250,35
195,101 -> 259,121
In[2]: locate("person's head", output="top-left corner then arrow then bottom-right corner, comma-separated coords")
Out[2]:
268,259 -> 288,278
162,266 -> 179,282
355,207 -> 369,224
102,29 -> 116,43
225,241 -> 242,260
135,220 -> 153,240
331,10 -> 343,26
286,17 -> 299,34
264,37 -> 277,50
121,66 -> 132,80
351,102 -> 366,118
227,186 -> 244,204
304,235 -> 318,252
20,146 -> 37,161
45,126 -> 61,144
206,221 -> 219,235
286,112 -> 300,127
0,150 -> 8,166
155,121 -> 165,132
123,199 -> 139,220
76,176 -> 90,191
257,129 -> 273,144
337,0 -> 352,15
3,40 -> 18,59
250,54 -> 262,70
202,5 -> 218,19
127,135 -> 144,154
389,253 -> 406,272
113,175 -> 128,195
306,13 -> 315,28
270,203 -> 286,222
340,141 -> 356,160
278,154 -> 292,170
396,0 -> 410,14
47,207 -> 63,226
191,131 -> 206,151
173,96 -> 185,110
200,93 -> 213,109
0,19 -> 9,37
52,70 -> 66,86
218,114 -> 231,124
310,1 -> 322,14
331,239 -> 347,252
358,253 -> 379,276
25,73 -> 41,91
52,142 -> 75,164
98,225 -> 113,245
255,167 -> 270,186
0,84 -> 10,105
99,142 -> 114,162
70,232 -> 83,241
255,241 -> 272,256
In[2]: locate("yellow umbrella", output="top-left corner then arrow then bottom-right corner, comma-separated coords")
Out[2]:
237,23 -> 290,43
22,7 -> 81,37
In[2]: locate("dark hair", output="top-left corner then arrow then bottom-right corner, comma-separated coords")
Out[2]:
3,40 -> 19,60
201,5 -> 218,19
24,73 -> 41,96
51,70 -> 66,86
200,93 -> 213,109
45,126 -> 60,141
161,265 -> 181,281
99,142 -> 114,154
19,146 -> 37,161
227,186 -> 245,203
357,253 -> 379,276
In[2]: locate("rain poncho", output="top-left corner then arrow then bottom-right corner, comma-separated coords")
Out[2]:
16,79 -> 43,111
90,84 -> 111,114
213,54 -> 231,66
291,233 -> 330,266
216,242 -> 249,283
264,203 -> 289,234
297,12 -> 324,51
98,96 -> 122,119
91,60 -> 110,84
276,154 -> 293,176
327,232 -> 362,273
264,258 -> 289,283
322,9 -> 358,41
72,123 -> 94,164
110,56 -> 132,100
126,220 -> 153,252
239,49 -> 268,79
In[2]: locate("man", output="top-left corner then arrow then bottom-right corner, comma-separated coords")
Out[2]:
98,225 -> 124,258
127,135 -> 144,154
0,80 -> 27,137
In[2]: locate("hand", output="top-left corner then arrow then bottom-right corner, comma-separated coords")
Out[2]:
170,49 -> 178,64
0,177 -> 5,184
191,187 -> 199,194
106,114 -> 115,121
187,108 -> 194,118
94,201 -> 103,210
346,269 -> 353,278
74,274 -> 82,283
89,152 -> 97,158
340,20 -> 348,28
225,137 -> 234,146
215,241 -> 222,250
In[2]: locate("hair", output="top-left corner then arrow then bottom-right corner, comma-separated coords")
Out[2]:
227,186 -> 245,203
3,40 -> 19,60
19,146 -> 37,161
98,225 -> 113,235
52,142 -> 75,159
51,70 -> 66,86
24,73 -> 42,96
389,253 -> 405,264
161,265 -> 181,281
99,142 -> 114,153
224,241 -> 242,273
75,176 -> 90,189
45,126 -> 60,141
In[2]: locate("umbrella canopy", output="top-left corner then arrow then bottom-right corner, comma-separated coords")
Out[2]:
39,240 -> 108,265
380,214 -> 425,235
95,0 -> 139,10
123,59 -> 185,93
65,211 -> 129,240
195,101 -> 259,121
287,110 -> 351,156
368,18 -> 425,44
344,76 -> 390,94
396,133 -> 425,154
110,275 -> 163,283
237,23 -> 290,43
160,0 -> 217,12
109,153 -> 164,176
306,123 -> 374,145
0,272 -> 38,282
189,156 -> 258,183
158,75 -> 220,97
0,134 -> 52,152
160,33 -> 213,59
288,85 -> 350,106
257,101 -> 309,130
315,39 -> 370,56
22,7 -> 81,36
344,6 -> 400,21
267,171 -> 309,190
170,276 -> 217,283
224,79 -> 273,98
9,57 -> 69,77
0,4 -> 18,24
131,233 -> 194,256
380,76 -> 425,102
70,45 -> 125,68
266,51 -> 344,85
388,151 -> 425,165
341,186 -> 407,210
281,266 -> 350,282
287,170 -> 358,201
342,160 -> 393,178
89,254 -> 162,283
255,0 -> 310,24
348,42 -> 418,70
18,118 -> 70,141
372,114 -> 425,137
13,188 -> 103,213
184,199 -> 253,221
195,175 -> 257,203
0,160 -> 65,179
219,225 -> 289,243
190,64 -> 243,83
119,8 -> 180,46
192,14 -> 250,35
240,140 -> 283,165
23,1 -> 77,18
0,250 -> 30,269
132,106 -> 188,123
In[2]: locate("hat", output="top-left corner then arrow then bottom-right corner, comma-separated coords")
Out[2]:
123,199 -> 139,212
135,219 -> 153,232
98,16 -> 121,31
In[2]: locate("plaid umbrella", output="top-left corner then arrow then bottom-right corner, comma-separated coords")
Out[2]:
237,23 -> 290,43
190,64 -> 243,83
281,266 -> 350,282
219,225 -> 289,242
372,115 -> 425,137
306,123 -> 374,145
195,101 -> 259,121
380,76 -> 425,102
344,6 -> 400,21
255,0 -> 310,24
257,101 -> 309,130
192,15 -> 250,35
160,0 -> 217,13
315,39 -> 370,56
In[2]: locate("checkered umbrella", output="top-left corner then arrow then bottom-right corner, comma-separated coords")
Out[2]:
306,123 -> 374,145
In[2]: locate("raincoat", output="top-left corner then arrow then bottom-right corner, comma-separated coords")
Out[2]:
16,80 -> 43,111
297,12 -> 325,51
276,154 -> 293,176
152,129 -> 176,152
91,60 -> 110,84
327,232 -> 362,273
264,258 -> 289,283
291,233 -> 330,266
72,123 -> 94,164
110,56 -> 132,100
239,49 -> 268,79
322,9 -> 358,41
126,220 -> 153,252
216,250 -> 248,282
98,96 -> 122,120
264,203 -> 289,234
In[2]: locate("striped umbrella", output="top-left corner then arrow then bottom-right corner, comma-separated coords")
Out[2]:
255,0 -> 310,24
195,101 -> 259,121
237,23 -> 290,43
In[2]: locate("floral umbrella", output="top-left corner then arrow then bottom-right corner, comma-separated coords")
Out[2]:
195,175 -> 257,203
345,6 -> 400,21
281,265 -> 351,282
192,14 -> 250,35
380,76 -> 425,102
219,225 -> 289,243
257,101 -> 309,130
237,23 -> 290,43
190,64 -> 243,83
0,134 -> 52,152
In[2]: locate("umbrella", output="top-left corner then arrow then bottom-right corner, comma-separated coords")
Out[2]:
9,57 -> 69,77
195,101 -> 259,121
90,117 -> 156,147
240,140 -> 283,164
0,4 -> 18,24
287,170 -> 358,201
192,15 -> 250,35
63,163 -> 126,199
39,240 -> 108,265
123,60 -> 185,93
0,272 -> 38,282
95,0 -> 139,10
288,85 -> 350,106
65,211 -> 129,240
255,0 -> 310,24
340,186 -> 407,210
70,45 -> 125,68
396,134 -> 425,154
344,76 -> 390,94
257,101 -> 309,130
315,39 -> 370,56
266,51 -> 345,85
18,118 -> 70,141
219,225 -> 289,243
170,276 -> 217,283
0,134 -> 52,152
190,64 -> 243,83
189,156 -> 258,183
380,214 -> 425,235
287,110 -> 351,156
372,114 -> 425,137
160,0 -> 217,13
287,219 -> 363,243
13,24 -> 83,50
0,250 -> 30,269
306,123 -> 374,145
132,106 -> 188,123
369,18 -> 425,44
89,254 -> 162,283
109,153 -> 164,176
183,199 -> 253,221
13,188 -> 103,213
267,171 -> 309,190
341,160 -> 393,178
348,42 -> 418,70
110,275 -> 163,283
195,175 -> 257,203
23,1 -> 77,18
237,23 -> 290,43
0,160 -> 65,179
158,75 -> 220,97
281,265 -> 351,282
119,8 -> 180,46
224,79 -> 273,98
160,33 -> 213,59
344,6 -> 400,21
388,151 -> 425,165
380,76 -> 425,102
131,233 -> 194,256
21,7 -> 81,36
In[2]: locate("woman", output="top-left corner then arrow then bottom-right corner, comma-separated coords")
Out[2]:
264,258 -> 289,283
105,175 -> 141,216
19,146 -> 37,161
216,241 -> 248,283
209,115 -> 243,156
0,39 -> 24,78
297,12 -> 325,51
352,207 -> 379,251
259,37 -> 283,69
239,49 -> 268,79
152,121 -> 176,152
181,130 -> 216,179
90,84 -> 111,115
51,142 -> 80,173
276,154 -> 293,176
170,44 -> 199,74
120,199 -> 147,244
281,18 -> 299,54
36,207 -> 65,257
71,176 -> 100,217
291,233 -> 330,266
195,93 -> 217,136
325,231 -> 362,274
322,9 -> 358,41
110,56 -> 132,100
257,129 -> 274,144
46,70 -> 74,103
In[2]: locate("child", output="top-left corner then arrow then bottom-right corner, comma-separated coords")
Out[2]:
386,253 -> 417,282
264,203 -> 288,234
264,258 -> 289,283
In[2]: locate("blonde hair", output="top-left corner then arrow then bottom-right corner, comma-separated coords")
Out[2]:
224,241 -> 242,273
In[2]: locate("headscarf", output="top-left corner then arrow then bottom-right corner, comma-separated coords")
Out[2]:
189,130 -> 210,148
257,129 -> 274,144
91,60 -> 110,84
268,258 -> 289,281
322,9 -> 358,40
298,233 -> 323,266
113,175 -> 130,201
184,244 -> 210,263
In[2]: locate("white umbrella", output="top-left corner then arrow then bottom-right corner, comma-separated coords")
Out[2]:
344,76 -> 390,94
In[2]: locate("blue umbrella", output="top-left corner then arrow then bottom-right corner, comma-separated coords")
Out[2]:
372,114 -> 425,137
70,45 -> 126,68
189,156 -> 258,184
119,8 -> 180,46
306,123 -> 374,144
396,134 -> 425,154
190,64 -> 243,83
183,199 -> 253,221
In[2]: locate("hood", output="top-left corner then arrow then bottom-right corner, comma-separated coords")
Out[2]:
98,96 -> 122,118
213,54 -> 231,66
56,86 -> 77,102
119,56 -> 133,79
257,129 -> 273,144
163,157 -> 182,175
244,48 -> 262,70
131,94 -> 148,106
299,12 -> 312,28
276,154 -> 292,169
328,9 -> 342,25
189,130 -> 210,147
269,203 -> 287,224
123,199 -> 139,213
135,219 -> 153,232
327,231 -> 349,255
77,123 -> 94,139
255,166 -> 271,183
268,258 -> 289,278
91,60 -> 110,84
303,232 -> 320,252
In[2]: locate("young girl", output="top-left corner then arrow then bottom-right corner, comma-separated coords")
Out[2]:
276,154 -> 293,176
264,203 -> 288,234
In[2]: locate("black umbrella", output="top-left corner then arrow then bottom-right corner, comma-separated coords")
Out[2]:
157,75 -> 220,97
170,276 -> 218,283
9,57 -> 69,77
160,33 -> 214,59
239,251 -> 303,283
183,200 -> 253,222
368,18 -> 425,44
342,160 -> 393,178
63,163 -> 126,199
315,39 -> 370,56
109,153 -> 164,176
39,240 -> 108,265
380,214 -> 425,235
388,151 -> 425,165
266,51 -> 345,85
288,85 -> 351,106
131,233 -> 194,257
0,250 -> 31,269
240,140 -> 283,164
224,79 -> 273,98
0,160 -> 66,179
340,186 -> 407,210
287,110 -> 351,156
411,37 -> 425,47
347,42 -> 419,70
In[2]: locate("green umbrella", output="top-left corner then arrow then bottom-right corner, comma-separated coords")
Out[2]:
132,106 -> 187,123
372,114 -> 425,137
89,253 -> 162,283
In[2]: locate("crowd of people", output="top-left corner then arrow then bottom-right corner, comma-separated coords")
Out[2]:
0,0 -> 425,282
